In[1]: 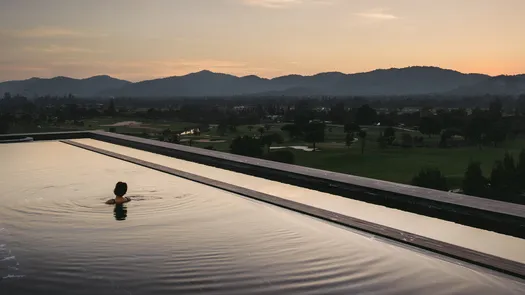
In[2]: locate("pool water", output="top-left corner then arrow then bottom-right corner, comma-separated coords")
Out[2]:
1,141 -> 524,295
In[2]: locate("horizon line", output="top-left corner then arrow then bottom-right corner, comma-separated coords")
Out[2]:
1,65 -> 523,84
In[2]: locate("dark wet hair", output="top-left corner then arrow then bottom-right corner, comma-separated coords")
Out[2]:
114,182 -> 128,197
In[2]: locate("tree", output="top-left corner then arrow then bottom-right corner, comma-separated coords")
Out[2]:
303,122 -> 325,151
3,92 -> 11,100
264,124 -> 271,132
169,134 -> 180,144
486,121 -> 507,147
490,160 -> 506,200
230,136 -> 263,158
384,126 -> 396,138
487,154 -> 521,202
355,104 -> 377,125
344,122 -> 360,133
502,152 -> 519,194
261,133 -> 284,153
328,101 -> 346,124
281,124 -> 302,139
247,125 -> 254,132
516,94 -> 525,115
358,130 -> 367,154
377,134 -> 388,149
411,168 -> 449,191
107,99 -> 117,116
465,115 -> 489,147
161,128 -> 172,141
264,150 -> 295,164
383,126 -> 396,145
489,98 -> 503,120
413,136 -> 424,147
0,115 -> 10,134
229,124 -> 237,132
517,149 -> 525,190
419,116 -> 441,138
439,128 -> 461,148
345,132 -> 353,149
462,161 -> 488,197
401,133 -> 413,148
217,123 -> 227,136
257,127 -> 265,136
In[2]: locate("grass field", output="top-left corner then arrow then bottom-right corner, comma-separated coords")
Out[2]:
33,117 -> 525,189
188,122 -> 524,188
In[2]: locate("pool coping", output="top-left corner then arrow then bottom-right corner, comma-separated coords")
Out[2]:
61,139 -> 525,280
2,130 -> 525,239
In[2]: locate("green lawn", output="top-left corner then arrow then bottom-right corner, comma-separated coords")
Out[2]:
291,142 -> 524,188
193,123 -> 524,188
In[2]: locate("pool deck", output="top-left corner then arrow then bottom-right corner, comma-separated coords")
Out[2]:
2,131 -> 525,279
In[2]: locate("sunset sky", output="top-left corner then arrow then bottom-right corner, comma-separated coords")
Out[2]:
1,0 -> 524,82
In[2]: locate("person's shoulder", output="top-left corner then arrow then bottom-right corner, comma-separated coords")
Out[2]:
125,197 -> 131,202
105,199 -> 116,205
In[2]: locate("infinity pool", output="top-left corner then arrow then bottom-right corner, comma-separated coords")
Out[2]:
1,141 -> 524,295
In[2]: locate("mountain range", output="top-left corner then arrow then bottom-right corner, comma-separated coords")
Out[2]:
1,66 -> 524,98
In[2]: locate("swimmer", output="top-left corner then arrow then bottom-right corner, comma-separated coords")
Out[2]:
105,182 -> 131,205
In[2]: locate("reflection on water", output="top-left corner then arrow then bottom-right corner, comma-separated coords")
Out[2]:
0,141 -> 524,295
114,205 -> 127,221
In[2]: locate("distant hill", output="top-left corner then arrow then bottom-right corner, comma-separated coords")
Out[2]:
102,70 -> 274,97
0,75 -> 130,97
108,67 -> 492,97
449,75 -> 525,96
1,66 -> 523,98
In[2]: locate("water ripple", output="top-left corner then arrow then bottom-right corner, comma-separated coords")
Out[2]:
1,141 -> 525,294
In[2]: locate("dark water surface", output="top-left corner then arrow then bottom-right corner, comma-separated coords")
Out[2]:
1,141 -> 524,295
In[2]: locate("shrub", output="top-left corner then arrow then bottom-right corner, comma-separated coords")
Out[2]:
411,168 -> 449,191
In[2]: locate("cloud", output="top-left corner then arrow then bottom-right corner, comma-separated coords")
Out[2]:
0,26 -> 107,39
24,45 -> 105,54
357,12 -> 398,20
356,9 -> 399,21
1,58 -> 282,81
0,64 -> 47,74
240,0 -> 331,8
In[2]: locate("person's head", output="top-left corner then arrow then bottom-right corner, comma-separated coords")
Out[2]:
114,182 -> 128,197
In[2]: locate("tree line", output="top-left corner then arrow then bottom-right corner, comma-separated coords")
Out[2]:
412,150 -> 525,204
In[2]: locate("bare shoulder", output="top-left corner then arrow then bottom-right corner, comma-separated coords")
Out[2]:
105,199 -> 116,205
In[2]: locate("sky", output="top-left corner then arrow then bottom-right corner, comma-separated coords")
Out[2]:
0,0 -> 524,82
